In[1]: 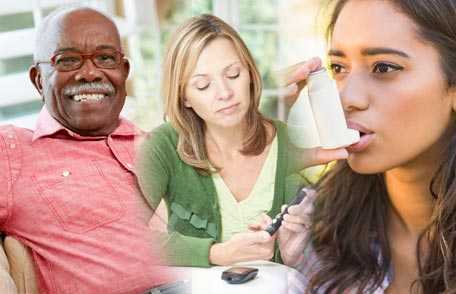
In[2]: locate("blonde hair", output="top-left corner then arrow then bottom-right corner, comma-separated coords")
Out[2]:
162,14 -> 274,174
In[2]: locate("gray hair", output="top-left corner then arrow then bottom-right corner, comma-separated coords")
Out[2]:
33,6 -> 117,62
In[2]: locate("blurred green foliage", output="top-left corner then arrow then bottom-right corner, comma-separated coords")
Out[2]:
0,56 -> 33,76
0,12 -> 34,32
164,0 -> 213,25
239,0 -> 277,24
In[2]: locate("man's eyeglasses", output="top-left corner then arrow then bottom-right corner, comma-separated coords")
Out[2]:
36,49 -> 124,72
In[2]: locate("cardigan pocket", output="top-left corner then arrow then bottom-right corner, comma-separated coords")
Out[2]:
168,202 -> 217,239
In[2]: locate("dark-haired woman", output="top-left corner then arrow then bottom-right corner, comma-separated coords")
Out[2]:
279,0 -> 456,293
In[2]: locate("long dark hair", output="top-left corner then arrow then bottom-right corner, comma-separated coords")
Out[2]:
308,1 -> 456,292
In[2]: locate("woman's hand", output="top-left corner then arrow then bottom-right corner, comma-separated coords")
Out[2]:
276,189 -> 316,267
276,56 -> 322,107
278,57 -> 349,169
209,230 -> 276,266
249,190 -> 316,268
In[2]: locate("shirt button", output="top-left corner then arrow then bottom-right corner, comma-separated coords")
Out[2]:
62,170 -> 71,177
9,143 -> 16,149
7,134 -> 13,139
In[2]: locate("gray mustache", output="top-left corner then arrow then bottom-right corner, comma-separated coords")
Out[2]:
63,82 -> 115,96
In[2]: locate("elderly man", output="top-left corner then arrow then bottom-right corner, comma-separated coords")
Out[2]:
0,7 -> 174,294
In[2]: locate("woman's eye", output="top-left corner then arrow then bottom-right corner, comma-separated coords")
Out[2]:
373,63 -> 403,73
227,72 -> 240,79
196,83 -> 210,91
329,63 -> 345,74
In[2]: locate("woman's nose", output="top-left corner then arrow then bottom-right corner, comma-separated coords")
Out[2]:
339,74 -> 370,113
215,79 -> 234,100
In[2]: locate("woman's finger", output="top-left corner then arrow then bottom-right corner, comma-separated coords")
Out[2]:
282,220 -> 309,233
313,147 -> 349,165
248,223 -> 263,231
283,213 -> 308,225
289,146 -> 348,171
276,57 -> 322,87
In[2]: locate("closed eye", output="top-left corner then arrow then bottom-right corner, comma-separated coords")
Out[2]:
227,72 -> 240,79
193,78 -> 210,91
195,81 -> 210,90
196,84 -> 210,91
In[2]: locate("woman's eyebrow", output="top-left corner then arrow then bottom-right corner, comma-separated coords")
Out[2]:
191,61 -> 241,79
361,47 -> 410,58
224,61 -> 241,70
328,49 -> 345,57
328,47 -> 410,58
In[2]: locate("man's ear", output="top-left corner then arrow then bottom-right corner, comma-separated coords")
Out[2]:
122,58 -> 130,78
450,87 -> 456,112
29,65 -> 43,98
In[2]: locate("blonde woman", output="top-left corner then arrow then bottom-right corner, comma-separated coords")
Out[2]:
138,14 -> 345,267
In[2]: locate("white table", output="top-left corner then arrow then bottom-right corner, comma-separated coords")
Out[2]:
173,260 -> 306,294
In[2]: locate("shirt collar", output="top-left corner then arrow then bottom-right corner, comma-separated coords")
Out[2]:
32,107 -> 141,142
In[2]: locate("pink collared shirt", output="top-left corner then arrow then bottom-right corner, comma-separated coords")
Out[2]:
0,108 -> 172,294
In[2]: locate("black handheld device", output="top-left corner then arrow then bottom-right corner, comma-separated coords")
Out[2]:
264,188 -> 307,235
221,267 -> 259,284
145,280 -> 191,294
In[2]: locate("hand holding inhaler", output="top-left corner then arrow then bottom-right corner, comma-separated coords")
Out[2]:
277,57 -> 351,168
287,68 -> 360,149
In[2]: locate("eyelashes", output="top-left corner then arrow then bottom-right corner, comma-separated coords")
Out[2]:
227,72 -> 240,79
329,63 -> 346,74
196,83 -> 210,91
329,62 -> 404,76
194,71 -> 241,91
372,62 -> 403,73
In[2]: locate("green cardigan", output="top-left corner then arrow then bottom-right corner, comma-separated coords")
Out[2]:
138,120 -> 305,267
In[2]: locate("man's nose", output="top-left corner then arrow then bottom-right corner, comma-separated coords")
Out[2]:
339,74 -> 370,113
74,58 -> 103,82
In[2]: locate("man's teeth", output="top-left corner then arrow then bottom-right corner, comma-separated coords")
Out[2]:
72,94 -> 105,102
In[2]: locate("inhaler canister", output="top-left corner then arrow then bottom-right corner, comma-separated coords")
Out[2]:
287,68 -> 360,149
308,68 -> 359,149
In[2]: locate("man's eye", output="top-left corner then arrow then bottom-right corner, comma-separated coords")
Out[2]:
96,54 -> 116,65
373,63 -> 403,73
56,56 -> 80,65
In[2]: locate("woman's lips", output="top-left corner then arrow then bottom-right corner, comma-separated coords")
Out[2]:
347,133 -> 374,153
346,120 -> 374,153
217,103 -> 239,114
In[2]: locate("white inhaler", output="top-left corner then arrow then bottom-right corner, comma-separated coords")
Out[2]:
287,68 -> 360,149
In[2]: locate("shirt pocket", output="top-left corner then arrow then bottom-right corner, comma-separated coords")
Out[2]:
33,159 -> 125,234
